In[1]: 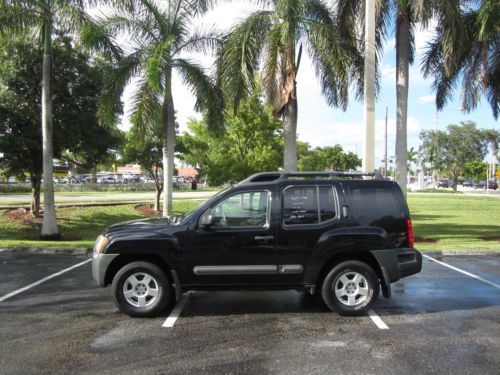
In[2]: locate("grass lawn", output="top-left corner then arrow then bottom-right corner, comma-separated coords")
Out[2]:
0,195 -> 498,251
408,195 -> 499,251
0,201 -> 200,248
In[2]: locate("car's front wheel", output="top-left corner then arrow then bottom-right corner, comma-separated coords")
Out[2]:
112,261 -> 172,317
321,260 -> 379,316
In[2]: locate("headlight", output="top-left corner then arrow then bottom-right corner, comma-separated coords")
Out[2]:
93,235 -> 109,256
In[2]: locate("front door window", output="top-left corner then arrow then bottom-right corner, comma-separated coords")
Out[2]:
201,191 -> 270,228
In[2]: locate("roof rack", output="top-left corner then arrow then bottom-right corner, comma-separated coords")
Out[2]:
237,171 -> 385,185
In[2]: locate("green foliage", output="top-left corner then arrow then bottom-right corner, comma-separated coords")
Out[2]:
464,160 -> 488,181
178,91 -> 283,185
419,121 -> 487,184
422,0 -> 499,119
0,37 -> 122,180
218,0 -> 360,115
297,144 -> 361,172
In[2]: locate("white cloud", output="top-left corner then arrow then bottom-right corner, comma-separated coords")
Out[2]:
418,95 -> 435,105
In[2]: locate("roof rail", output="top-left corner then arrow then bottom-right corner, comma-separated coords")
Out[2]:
237,171 -> 385,185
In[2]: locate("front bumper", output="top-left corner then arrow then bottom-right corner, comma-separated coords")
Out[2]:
371,247 -> 422,283
92,253 -> 119,287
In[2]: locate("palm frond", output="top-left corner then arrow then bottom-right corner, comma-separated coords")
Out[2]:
218,10 -> 274,113
129,76 -> 163,143
98,50 -> 143,126
174,58 -> 225,133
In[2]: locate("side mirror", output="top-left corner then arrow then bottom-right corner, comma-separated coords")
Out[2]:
199,213 -> 216,230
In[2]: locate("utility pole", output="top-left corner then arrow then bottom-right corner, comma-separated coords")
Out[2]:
362,0 -> 376,173
384,106 -> 388,177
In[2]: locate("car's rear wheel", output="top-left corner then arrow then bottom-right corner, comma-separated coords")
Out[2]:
321,260 -> 379,316
112,261 -> 172,317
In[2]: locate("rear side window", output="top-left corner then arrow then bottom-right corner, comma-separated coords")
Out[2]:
283,186 -> 318,225
283,185 -> 337,225
350,185 -> 402,219
319,186 -> 336,222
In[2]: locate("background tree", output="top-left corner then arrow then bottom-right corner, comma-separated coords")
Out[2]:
98,0 -> 223,217
407,146 -> 418,174
422,0 -> 499,119
218,0 -> 361,171
121,130 -> 163,211
0,36 -> 121,217
0,0 -> 108,239
178,90 -> 283,185
464,160 -> 487,181
420,122 -> 487,190
297,144 -> 361,172
337,0 -> 432,195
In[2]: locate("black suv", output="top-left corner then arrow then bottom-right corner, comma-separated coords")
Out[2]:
92,172 -> 422,317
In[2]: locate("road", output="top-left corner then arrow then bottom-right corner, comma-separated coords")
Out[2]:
0,190 -> 217,204
0,251 -> 499,374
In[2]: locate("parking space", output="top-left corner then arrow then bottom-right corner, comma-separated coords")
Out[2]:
0,251 -> 499,374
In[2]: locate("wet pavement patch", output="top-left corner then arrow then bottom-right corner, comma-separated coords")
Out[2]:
0,252 -> 499,374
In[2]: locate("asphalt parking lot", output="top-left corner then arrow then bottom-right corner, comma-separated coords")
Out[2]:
0,250 -> 499,375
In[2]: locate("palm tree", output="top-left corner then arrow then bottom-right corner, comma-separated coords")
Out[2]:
97,0 -> 223,216
422,0 -> 499,120
407,146 -> 418,173
218,0 -> 362,171
0,0 -> 105,239
337,1 -> 432,195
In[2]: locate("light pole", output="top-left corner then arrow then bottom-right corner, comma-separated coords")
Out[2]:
362,0 -> 376,173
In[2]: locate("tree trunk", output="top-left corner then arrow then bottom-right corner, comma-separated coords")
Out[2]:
30,173 -> 42,218
91,167 -> 97,184
395,8 -> 410,197
162,72 -> 176,217
40,20 -> 60,240
283,85 -> 298,172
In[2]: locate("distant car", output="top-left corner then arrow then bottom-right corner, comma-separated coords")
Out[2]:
437,179 -> 450,188
462,179 -> 474,187
98,176 -> 116,184
474,180 -> 498,190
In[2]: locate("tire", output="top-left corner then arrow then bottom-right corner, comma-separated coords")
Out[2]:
321,260 -> 379,316
112,261 -> 172,317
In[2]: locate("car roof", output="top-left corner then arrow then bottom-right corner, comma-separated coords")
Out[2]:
235,171 -> 392,188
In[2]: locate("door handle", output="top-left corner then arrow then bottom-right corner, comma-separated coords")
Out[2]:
255,236 -> 274,242
342,205 -> 349,218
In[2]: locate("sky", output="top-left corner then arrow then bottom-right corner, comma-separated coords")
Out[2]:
115,1 -> 498,167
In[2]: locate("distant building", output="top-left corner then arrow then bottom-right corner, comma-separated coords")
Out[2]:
117,164 -> 142,174
177,167 -> 198,178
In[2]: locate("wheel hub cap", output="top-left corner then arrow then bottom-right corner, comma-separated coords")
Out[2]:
333,271 -> 370,307
123,272 -> 159,308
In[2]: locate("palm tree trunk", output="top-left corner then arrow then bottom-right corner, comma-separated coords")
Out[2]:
283,84 -> 298,171
395,8 -> 409,197
162,73 -> 176,217
40,20 -> 60,240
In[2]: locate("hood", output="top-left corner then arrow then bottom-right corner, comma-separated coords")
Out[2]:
102,216 -> 180,237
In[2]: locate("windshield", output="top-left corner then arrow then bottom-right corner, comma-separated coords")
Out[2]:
178,187 -> 230,224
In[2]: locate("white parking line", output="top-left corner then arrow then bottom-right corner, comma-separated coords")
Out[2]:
368,309 -> 389,329
423,254 -> 500,289
0,258 -> 92,302
163,293 -> 189,328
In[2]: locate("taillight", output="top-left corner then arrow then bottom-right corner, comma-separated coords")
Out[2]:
407,219 -> 414,248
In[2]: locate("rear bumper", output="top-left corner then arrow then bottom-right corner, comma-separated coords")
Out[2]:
371,247 -> 422,283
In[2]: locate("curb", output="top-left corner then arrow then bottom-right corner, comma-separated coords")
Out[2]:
0,197 -> 212,210
1,247 -> 498,257
422,250 -> 500,256
2,247 -> 92,256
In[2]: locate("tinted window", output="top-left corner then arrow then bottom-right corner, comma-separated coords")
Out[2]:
203,191 -> 269,227
350,186 -> 401,219
283,186 -> 318,225
319,186 -> 336,222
